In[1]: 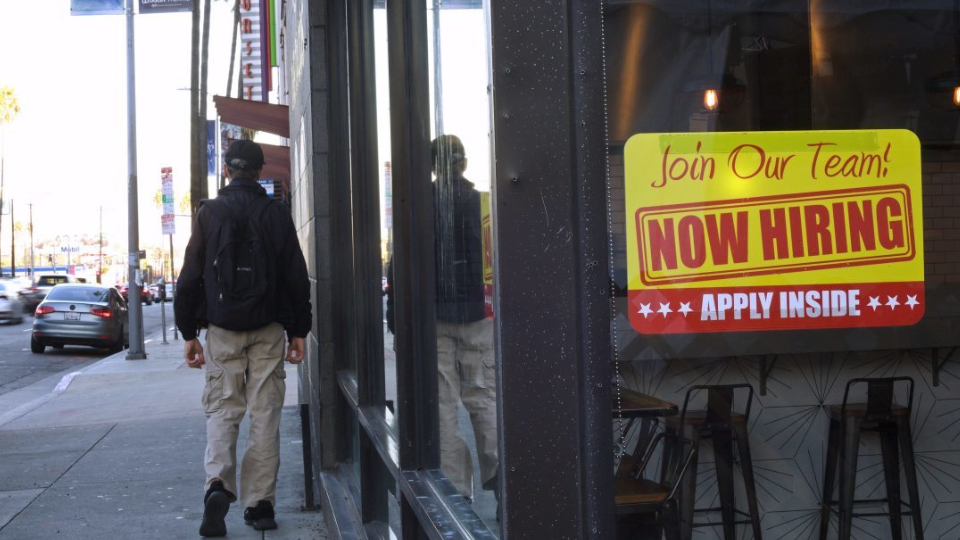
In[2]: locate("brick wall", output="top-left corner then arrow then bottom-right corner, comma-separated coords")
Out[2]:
921,158 -> 960,286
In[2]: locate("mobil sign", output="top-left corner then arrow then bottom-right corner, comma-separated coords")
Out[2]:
625,130 -> 923,334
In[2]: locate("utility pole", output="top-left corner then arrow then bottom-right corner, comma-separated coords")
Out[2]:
190,0 -> 203,215
9,199 -> 13,277
98,205 -> 103,283
28,203 -> 33,278
125,0 -> 146,360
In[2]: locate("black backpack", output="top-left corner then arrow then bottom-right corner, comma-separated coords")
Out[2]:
201,195 -> 274,329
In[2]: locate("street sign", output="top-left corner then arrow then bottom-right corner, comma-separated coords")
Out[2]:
138,250 -> 146,260
258,179 -> 275,198
161,167 -> 176,235
71,0 -> 124,15
138,0 -> 193,14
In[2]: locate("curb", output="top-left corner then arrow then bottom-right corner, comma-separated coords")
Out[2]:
0,330 -> 171,429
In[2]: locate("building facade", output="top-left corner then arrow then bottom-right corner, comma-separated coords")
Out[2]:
283,1 -> 960,538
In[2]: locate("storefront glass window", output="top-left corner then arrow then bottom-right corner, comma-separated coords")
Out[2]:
603,1 -> 960,538
427,0 -> 500,530
373,0 -> 397,437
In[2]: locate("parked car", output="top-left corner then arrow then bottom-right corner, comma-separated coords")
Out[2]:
31,284 -> 129,354
118,283 -> 154,305
0,280 -> 25,324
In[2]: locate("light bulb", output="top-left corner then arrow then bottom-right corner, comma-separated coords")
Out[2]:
953,86 -> 960,106
704,89 -> 719,111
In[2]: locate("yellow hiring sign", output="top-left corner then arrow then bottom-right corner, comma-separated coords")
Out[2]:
624,130 -> 924,334
481,192 -> 494,318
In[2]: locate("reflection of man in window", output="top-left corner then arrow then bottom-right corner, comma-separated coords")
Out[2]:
433,134 -> 498,503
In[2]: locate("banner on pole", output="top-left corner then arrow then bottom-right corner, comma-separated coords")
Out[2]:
206,120 -> 218,177
71,0 -> 124,15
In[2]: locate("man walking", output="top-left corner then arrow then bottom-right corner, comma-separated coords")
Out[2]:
175,140 -> 312,538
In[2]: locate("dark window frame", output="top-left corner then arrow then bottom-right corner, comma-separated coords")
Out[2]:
315,0 -> 617,538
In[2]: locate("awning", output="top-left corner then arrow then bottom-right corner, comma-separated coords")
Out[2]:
225,137 -> 291,191
214,95 -> 292,196
212,95 -> 289,138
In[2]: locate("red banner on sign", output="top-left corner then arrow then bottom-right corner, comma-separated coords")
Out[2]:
628,282 -> 924,334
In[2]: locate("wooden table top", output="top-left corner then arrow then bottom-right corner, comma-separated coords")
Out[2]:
612,387 -> 678,418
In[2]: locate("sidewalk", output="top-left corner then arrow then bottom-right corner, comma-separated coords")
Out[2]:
0,331 -> 329,540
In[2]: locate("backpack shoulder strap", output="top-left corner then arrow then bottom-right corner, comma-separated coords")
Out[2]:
198,198 -> 230,221
246,194 -> 274,222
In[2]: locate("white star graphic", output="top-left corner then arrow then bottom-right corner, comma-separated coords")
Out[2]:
885,295 -> 900,310
657,302 -> 673,317
867,296 -> 882,311
637,303 -> 653,318
905,295 -> 920,310
678,302 -> 693,317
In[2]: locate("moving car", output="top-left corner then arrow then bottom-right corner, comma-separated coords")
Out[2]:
118,283 -> 154,305
31,284 -> 129,354
0,280 -> 25,324
24,273 -> 80,311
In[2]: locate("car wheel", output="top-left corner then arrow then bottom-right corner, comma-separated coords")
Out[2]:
30,336 -> 45,354
110,326 -> 124,354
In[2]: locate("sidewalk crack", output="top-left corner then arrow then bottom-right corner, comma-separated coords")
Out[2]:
0,422 -> 118,533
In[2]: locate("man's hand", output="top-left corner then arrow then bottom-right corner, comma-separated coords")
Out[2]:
184,339 -> 205,368
286,337 -> 305,364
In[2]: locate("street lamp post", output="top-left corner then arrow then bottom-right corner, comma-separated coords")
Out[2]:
124,0 -> 146,360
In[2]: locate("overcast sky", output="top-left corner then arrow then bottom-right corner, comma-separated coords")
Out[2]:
0,0 -> 234,253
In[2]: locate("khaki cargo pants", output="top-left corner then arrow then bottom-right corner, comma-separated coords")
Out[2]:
437,318 -> 498,498
202,323 -> 286,508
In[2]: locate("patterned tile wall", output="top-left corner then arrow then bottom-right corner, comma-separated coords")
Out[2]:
618,350 -> 960,539
613,155 -> 960,538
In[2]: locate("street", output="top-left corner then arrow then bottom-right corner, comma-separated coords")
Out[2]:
0,300 -> 177,400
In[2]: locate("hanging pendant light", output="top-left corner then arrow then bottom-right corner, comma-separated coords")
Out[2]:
704,89 -> 720,111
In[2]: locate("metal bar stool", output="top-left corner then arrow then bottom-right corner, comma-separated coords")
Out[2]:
615,432 -> 697,540
664,384 -> 762,540
818,377 -> 923,540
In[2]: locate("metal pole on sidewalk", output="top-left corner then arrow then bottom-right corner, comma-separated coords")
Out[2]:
160,260 -> 168,345
125,0 -> 146,360
170,233 -> 178,340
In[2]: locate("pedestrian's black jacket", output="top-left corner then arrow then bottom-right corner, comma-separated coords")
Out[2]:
435,173 -> 486,323
174,178 -> 312,341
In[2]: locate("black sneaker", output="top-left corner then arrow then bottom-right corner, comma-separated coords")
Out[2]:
244,500 -> 278,531
199,481 -> 230,537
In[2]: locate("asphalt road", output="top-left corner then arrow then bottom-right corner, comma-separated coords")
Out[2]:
0,300 -> 178,399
